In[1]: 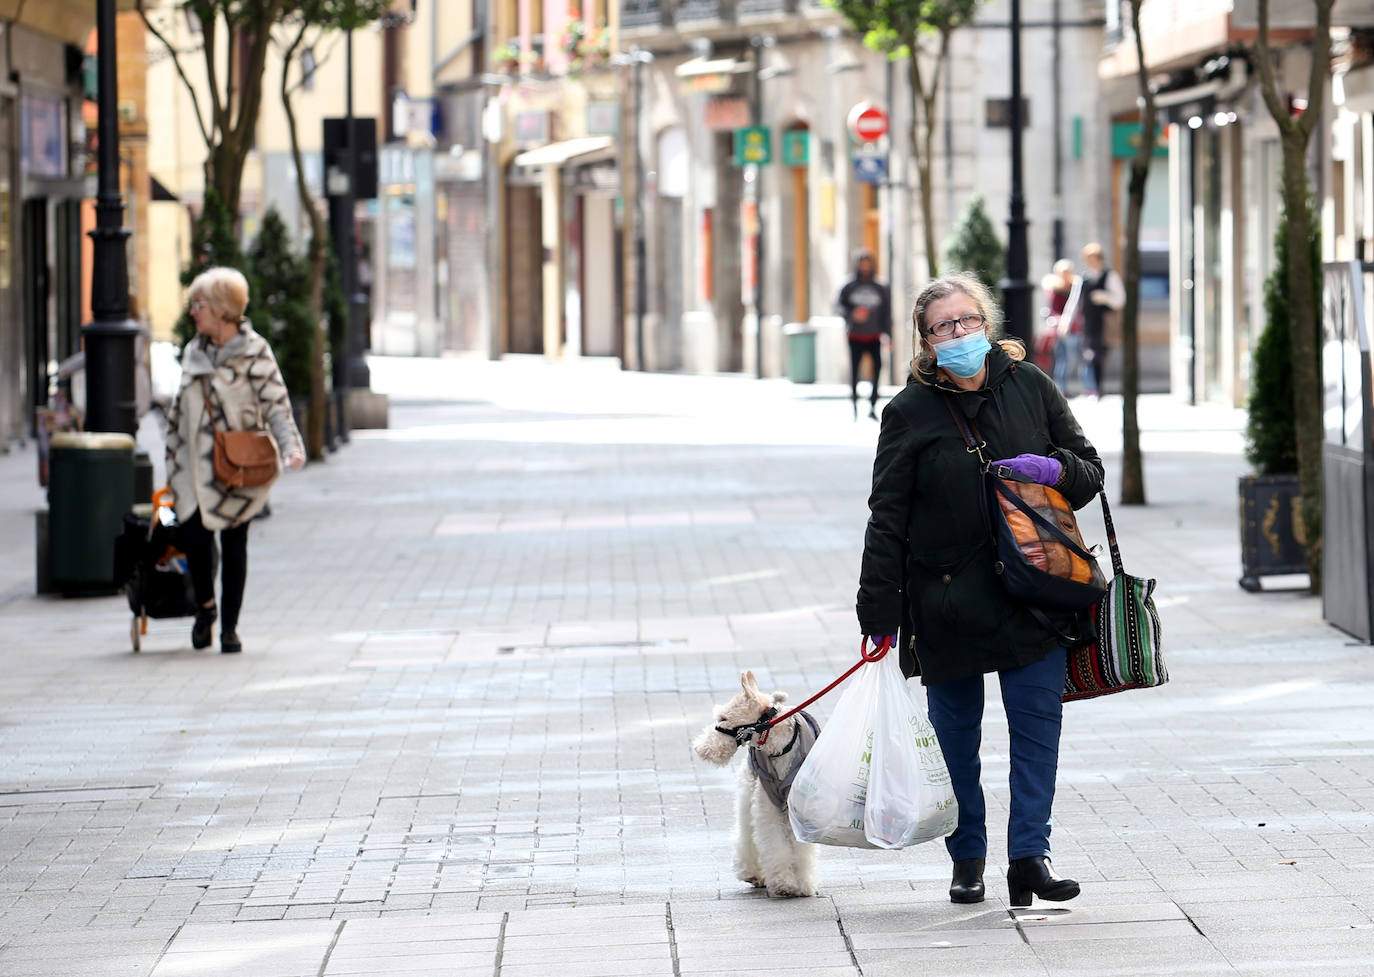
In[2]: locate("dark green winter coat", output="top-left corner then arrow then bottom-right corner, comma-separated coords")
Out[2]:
856,347 -> 1105,685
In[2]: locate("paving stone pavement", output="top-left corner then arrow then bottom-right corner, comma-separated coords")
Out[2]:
2,356 -> 1373,976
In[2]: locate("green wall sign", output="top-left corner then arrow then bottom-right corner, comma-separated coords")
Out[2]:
781,130 -> 810,168
734,126 -> 771,166
1112,121 -> 1168,159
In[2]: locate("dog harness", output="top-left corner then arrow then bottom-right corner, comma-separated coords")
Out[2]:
748,710 -> 820,811
715,706 -> 778,746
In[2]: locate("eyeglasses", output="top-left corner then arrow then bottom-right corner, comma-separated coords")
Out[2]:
926,313 -> 986,338
189,300 -> 204,313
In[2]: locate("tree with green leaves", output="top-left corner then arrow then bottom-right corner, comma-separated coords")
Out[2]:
828,0 -> 983,280
136,0 -> 290,221
1254,0 -> 1333,591
943,193 -> 1004,295
277,0 -> 391,458
1118,0 -> 1158,505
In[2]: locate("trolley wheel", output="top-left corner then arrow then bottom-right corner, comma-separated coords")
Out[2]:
130,616 -> 141,653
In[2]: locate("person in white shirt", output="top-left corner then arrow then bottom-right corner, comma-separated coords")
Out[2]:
1079,243 -> 1125,399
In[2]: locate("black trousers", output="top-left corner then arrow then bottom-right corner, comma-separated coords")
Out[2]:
849,338 -> 882,405
180,510 -> 249,635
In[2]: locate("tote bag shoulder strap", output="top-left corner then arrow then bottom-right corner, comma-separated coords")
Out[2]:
941,394 -> 988,466
1098,492 -> 1126,576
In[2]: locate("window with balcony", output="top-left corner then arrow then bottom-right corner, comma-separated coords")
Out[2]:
676,0 -> 725,24
738,0 -> 789,16
622,0 -> 663,29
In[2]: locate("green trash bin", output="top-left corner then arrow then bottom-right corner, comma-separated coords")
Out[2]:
784,323 -> 817,384
48,431 -> 136,594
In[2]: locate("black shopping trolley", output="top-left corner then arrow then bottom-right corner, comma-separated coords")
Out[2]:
114,488 -> 202,652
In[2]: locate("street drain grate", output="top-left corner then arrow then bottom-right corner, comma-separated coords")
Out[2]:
497,639 -> 687,656
0,785 -> 157,806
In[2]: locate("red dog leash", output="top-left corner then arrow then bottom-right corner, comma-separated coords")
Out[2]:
756,636 -> 892,744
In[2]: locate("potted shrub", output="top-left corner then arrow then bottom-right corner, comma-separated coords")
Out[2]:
248,209 -> 315,452
1239,202 -> 1320,591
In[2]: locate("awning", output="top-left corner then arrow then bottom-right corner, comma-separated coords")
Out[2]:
674,57 -> 749,79
150,175 -> 179,202
512,136 -> 615,169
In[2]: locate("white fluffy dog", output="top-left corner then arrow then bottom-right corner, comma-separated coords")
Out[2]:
692,670 -> 819,898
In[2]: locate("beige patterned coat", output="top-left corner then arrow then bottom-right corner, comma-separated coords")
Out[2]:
166,323 -> 304,530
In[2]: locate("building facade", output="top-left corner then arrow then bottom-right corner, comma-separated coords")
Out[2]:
1098,0 -> 1367,408
616,0 -> 1115,380
0,2 -> 98,446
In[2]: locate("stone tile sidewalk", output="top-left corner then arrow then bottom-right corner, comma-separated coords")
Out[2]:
0,357 -> 1370,976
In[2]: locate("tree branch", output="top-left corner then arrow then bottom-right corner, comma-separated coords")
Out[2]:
1131,0 -> 1155,170
231,0 -> 287,151
285,28 -> 342,97
203,11 -> 227,141
1253,0 -> 1293,136
1297,0 -> 1335,143
136,1 -> 211,145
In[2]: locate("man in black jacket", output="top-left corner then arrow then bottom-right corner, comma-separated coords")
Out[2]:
835,248 -> 893,420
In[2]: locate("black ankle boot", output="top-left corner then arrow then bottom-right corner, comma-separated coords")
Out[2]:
1006,856 -> 1079,907
220,632 -> 242,654
192,603 -> 217,650
949,858 -> 985,904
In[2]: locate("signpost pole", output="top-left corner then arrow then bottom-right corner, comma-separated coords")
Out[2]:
750,36 -> 766,380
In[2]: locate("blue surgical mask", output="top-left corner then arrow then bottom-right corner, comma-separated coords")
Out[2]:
933,331 -> 992,378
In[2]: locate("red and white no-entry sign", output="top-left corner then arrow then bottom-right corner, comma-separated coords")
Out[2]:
848,102 -> 890,142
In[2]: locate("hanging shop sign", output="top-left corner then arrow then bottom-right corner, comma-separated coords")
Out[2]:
586,100 -> 620,137
781,130 -> 810,168
734,125 -> 772,166
705,96 -> 750,131
1111,121 -> 1169,159
513,111 -> 552,147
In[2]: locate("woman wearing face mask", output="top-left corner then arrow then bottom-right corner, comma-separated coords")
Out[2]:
854,273 -> 1104,908
166,266 -> 305,654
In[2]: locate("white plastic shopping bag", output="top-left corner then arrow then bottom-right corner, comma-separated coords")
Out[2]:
788,648 -> 957,849
787,649 -> 884,849
863,651 -> 959,848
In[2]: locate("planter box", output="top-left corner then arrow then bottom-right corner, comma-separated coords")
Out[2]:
1238,472 -> 1309,591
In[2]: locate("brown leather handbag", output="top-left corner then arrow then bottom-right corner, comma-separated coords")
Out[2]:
202,380 -> 278,489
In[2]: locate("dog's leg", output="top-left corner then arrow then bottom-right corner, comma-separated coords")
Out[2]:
754,792 -> 816,898
733,765 -> 765,888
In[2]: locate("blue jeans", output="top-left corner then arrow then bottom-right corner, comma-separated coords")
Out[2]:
925,648 -> 1067,862
1053,333 -> 1085,395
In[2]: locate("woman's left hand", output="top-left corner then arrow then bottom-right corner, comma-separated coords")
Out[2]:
284,452 -> 306,470
991,453 -> 1061,486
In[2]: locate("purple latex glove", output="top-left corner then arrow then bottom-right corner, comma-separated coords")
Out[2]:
991,453 -> 1062,486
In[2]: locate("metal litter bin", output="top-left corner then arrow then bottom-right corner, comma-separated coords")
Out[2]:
784,323 -> 816,384
48,431 -> 136,594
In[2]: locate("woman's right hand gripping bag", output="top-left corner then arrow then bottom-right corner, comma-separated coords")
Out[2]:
788,648 -> 959,849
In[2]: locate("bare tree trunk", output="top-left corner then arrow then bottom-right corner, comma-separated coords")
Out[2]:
907,50 -> 939,281
1282,139 -> 1324,591
1254,0 -> 1332,593
1120,0 -> 1154,505
282,27 -> 328,461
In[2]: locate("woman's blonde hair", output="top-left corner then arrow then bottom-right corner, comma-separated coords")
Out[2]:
188,266 -> 250,323
909,273 -> 1025,384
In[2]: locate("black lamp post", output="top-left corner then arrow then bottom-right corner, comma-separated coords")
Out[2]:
1000,0 -> 1033,346
83,0 -> 138,437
